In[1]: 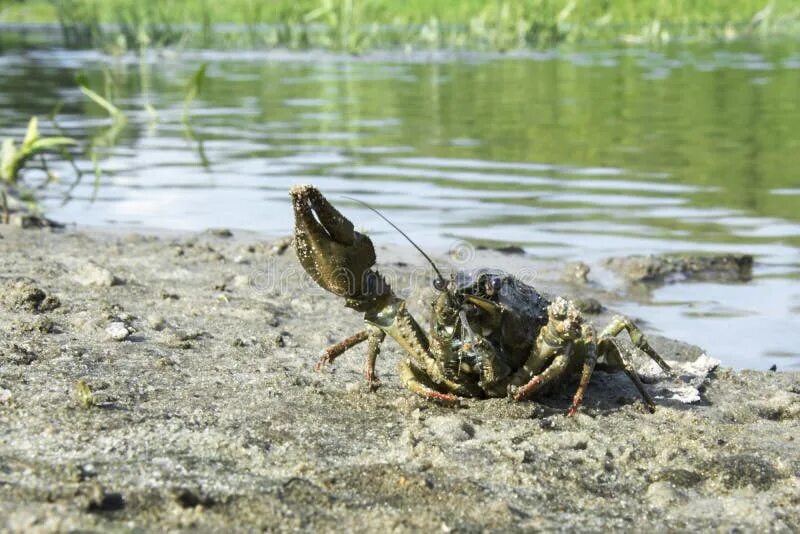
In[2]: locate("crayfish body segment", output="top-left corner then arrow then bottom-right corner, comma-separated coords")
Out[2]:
290,185 -> 672,414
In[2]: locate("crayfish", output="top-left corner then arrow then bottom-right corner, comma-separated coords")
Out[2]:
291,185 -> 672,415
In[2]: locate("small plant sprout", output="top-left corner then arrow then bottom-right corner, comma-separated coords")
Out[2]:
77,77 -> 126,125
182,63 -> 207,126
76,73 -> 128,190
182,63 -> 210,167
1,117 -> 77,223
75,380 -> 96,409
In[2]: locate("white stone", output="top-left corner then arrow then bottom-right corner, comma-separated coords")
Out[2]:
106,322 -> 131,341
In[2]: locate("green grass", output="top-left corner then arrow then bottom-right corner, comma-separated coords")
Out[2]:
0,116 -> 78,222
2,0 -> 799,50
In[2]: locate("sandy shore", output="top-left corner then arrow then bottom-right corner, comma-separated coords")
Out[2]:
0,225 -> 798,532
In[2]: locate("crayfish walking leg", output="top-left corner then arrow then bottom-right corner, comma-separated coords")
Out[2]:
316,326 -> 386,388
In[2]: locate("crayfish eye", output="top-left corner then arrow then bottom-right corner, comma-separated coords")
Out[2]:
484,276 -> 502,296
483,277 -> 503,297
433,278 -> 448,291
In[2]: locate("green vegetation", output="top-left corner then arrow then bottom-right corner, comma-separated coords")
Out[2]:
1,117 -> 76,184
78,78 -> 125,123
182,63 -> 207,126
0,117 -> 77,223
2,0 -> 799,50
0,61 -> 214,220
76,72 -> 127,186
74,379 -> 96,408
181,64 -> 210,167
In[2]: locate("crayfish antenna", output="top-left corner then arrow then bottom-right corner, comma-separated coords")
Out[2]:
342,195 -> 449,291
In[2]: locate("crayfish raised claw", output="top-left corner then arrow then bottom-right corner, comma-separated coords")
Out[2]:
291,184 -> 672,415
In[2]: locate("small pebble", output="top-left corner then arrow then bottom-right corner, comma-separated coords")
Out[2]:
209,228 -> 233,238
106,322 -> 131,341
75,262 -> 123,287
233,275 -> 251,288
270,237 -> 293,255
646,481 -> 684,505
426,415 -> 474,443
147,315 -> 166,331
562,261 -> 591,284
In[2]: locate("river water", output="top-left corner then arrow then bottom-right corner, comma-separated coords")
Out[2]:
1,39 -> 798,369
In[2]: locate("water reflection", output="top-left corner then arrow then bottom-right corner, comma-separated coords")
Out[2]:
0,42 -> 798,369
